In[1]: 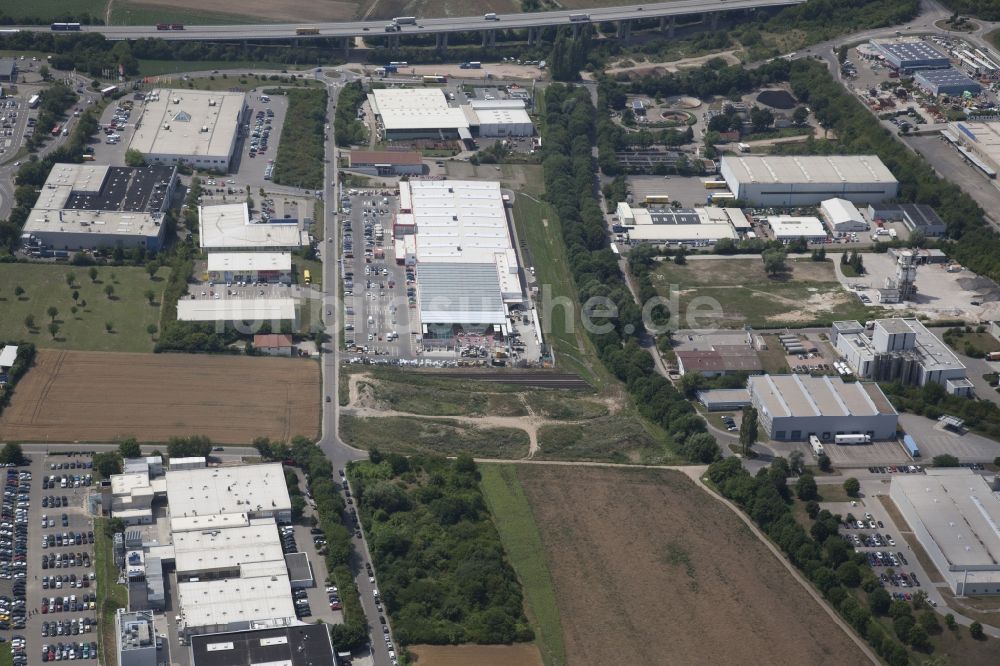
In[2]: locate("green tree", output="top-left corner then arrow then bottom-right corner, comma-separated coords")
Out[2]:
945,613 -> 957,630
673,247 -> 687,265
93,451 -> 123,478
23,314 -> 35,330
817,452 -> 832,472
47,306 -> 58,322
869,587 -> 891,615
125,149 -> 146,167
144,289 -> 156,305
836,561 -> 861,587
47,322 -> 59,339
792,106 -> 809,125
118,438 -> 142,459
146,263 -> 158,279
39,64 -> 50,80
104,284 -> 115,299
739,406 -> 758,456
933,454 -> 960,467
13,285 -> 24,299
89,267 -> 98,282
796,473 -> 818,501
788,450 -> 805,474
762,248 -> 787,276
970,621 -> 984,639
72,290 -> 79,301
0,443 -> 26,465
843,477 -> 860,497
147,324 -> 158,339
749,106 -> 775,133
65,272 -> 75,287
105,321 -> 114,333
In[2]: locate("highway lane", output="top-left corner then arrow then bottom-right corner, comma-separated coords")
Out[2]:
12,0 -> 804,41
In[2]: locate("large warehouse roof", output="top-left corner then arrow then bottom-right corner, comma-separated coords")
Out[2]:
129,89 -> 245,159
176,298 -> 296,323
405,180 -> 513,264
206,252 -> 291,273
418,263 -> 507,325
173,521 -> 285,575
190,625 -> 336,666
371,88 -> 469,132
722,155 -> 897,186
892,469 -> 1000,568
199,203 -> 305,250
748,375 -> 896,419
177,574 -> 297,631
165,463 -> 291,519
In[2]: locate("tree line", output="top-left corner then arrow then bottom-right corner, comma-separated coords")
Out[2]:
541,84 -> 718,463
333,81 -> 367,148
348,453 -> 534,645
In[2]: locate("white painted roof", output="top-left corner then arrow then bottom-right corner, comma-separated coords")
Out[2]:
0,345 -> 17,368
176,574 -> 296,630
207,252 -> 292,272
723,155 -> 897,185
173,520 -> 285,576
165,463 -> 291,519
198,203 -> 305,250
767,215 -> 828,238
176,298 -> 296,322
370,88 -> 469,131
129,89 -> 244,159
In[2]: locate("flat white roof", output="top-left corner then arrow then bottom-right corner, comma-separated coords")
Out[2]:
173,521 -> 285,575
207,252 -> 292,273
371,88 -> 469,132
404,180 -> 515,264
723,155 -> 897,186
177,575 -> 296,630
950,120 -> 1000,164
473,107 -> 533,127
893,469 -> 1000,569
130,89 -> 244,159
111,472 -> 151,497
749,374 -> 896,418
0,345 -> 17,368
767,216 -> 828,238
176,298 -> 296,322
165,463 -> 291,519
199,203 -> 305,250
170,513 -> 250,533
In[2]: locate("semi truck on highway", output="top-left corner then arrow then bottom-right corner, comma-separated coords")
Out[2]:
485,13 -> 498,20
460,62 -> 482,69
393,16 -> 417,25
569,13 -> 590,21
51,23 -> 82,31
156,23 -> 185,30
295,28 -> 320,35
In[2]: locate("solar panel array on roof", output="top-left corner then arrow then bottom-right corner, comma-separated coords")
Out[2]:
647,208 -> 701,225
64,165 -> 175,213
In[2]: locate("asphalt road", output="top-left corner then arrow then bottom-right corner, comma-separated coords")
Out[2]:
17,0 -> 804,41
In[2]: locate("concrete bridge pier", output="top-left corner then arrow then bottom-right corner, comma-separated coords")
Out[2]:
710,12 -> 719,30
616,20 -> 631,39
572,23 -> 581,37
387,34 -> 400,51
436,32 -> 448,52
342,38 -> 350,58
527,26 -> 537,46
482,29 -> 496,47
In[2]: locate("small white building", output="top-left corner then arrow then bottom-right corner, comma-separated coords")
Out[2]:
767,216 -> 828,242
206,252 -> 292,284
0,345 -> 17,371
820,198 -> 866,232
467,99 -> 534,137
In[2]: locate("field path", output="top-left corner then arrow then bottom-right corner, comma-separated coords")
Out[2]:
345,372 -> 623,459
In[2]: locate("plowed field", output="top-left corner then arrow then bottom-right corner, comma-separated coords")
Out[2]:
0,350 -> 319,443
516,465 -> 867,666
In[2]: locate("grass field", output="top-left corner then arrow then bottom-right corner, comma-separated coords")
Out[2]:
2,0 -> 106,21
653,257 -> 875,329
536,416 -> 674,463
340,414 -> 530,458
0,264 -> 168,353
95,518 -> 128,666
0,349 -> 320,443
0,644 -> 10,666
137,60 -> 263,76
514,465 -> 867,666
944,329 -> 1000,357
479,465 -> 565,666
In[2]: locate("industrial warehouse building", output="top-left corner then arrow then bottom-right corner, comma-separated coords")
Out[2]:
466,99 -> 534,137
748,374 -> 899,442
870,38 -> 950,72
820,198 -> 866,232
116,609 -> 156,666
190,625 -> 337,666
867,203 -> 947,237
176,298 -> 297,326
128,89 -> 246,171
890,469 -> 1000,596
348,150 -> 424,176
676,346 -> 762,377
766,216 -> 828,242
21,163 -> 177,251
944,120 -> 1000,178
399,180 -> 523,337
370,88 -> 470,140
719,155 -> 898,206
615,203 -> 741,244
832,319 -> 972,395
199,202 -> 307,251
370,88 -> 534,141
0,58 -> 17,82
914,67 -> 982,96
165,463 -> 292,522
206,251 -> 292,284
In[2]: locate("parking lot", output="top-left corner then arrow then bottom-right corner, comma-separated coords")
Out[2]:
340,192 -> 416,359
0,452 -> 97,665
0,96 -> 30,161
231,92 -> 289,189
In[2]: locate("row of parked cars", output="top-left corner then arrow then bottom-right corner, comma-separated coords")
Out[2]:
41,617 -> 94,636
42,573 -> 92,589
866,465 -> 924,474
40,641 -> 98,661
41,593 -> 96,614
1,467 -> 31,638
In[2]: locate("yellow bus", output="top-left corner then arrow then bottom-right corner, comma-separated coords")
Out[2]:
303,269 -> 311,285
703,180 -> 729,189
644,195 -> 671,204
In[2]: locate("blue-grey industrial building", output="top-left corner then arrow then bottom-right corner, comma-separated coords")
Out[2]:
915,67 -> 982,96
871,38 -> 950,72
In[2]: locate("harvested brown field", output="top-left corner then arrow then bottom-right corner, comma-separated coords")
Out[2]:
123,0 -> 360,22
0,350 -> 319,444
409,644 -> 543,666
516,465 -> 867,666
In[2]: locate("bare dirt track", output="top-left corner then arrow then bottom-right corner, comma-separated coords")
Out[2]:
516,465 -> 867,666
409,644 -> 543,666
0,350 -> 319,444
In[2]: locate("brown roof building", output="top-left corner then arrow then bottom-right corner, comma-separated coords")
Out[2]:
676,347 -> 762,377
349,151 -> 424,176
253,334 -> 295,356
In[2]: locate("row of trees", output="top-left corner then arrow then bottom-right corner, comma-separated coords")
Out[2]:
333,81 -> 367,148
349,453 -> 534,645
269,88 -> 327,190
542,84 -> 718,463
707,456 -> 924,665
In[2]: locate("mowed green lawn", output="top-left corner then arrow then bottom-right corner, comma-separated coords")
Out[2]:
1,0 -> 106,21
652,257 -> 877,329
0,264 -> 168,352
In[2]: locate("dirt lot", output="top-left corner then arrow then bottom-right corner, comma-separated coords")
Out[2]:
0,350 -> 319,443
409,644 -> 543,666
516,465 -> 867,666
